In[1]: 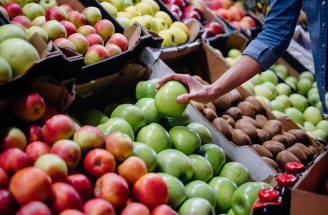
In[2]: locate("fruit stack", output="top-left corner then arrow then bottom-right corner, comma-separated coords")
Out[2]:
0,0 -> 130,65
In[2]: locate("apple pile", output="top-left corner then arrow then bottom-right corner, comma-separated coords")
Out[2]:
98,0 -> 191,47
0,23 -> 40,83
0,1 -> 129,65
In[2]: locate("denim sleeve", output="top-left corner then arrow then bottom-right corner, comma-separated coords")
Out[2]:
243,0 -> 303,70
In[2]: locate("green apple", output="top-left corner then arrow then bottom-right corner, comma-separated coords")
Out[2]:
111,104 -> 147,133
135,78 -> 159,100
158,172 -> 187,209
154,18 -> 168,30
23,3 -> 45,21
261,82 -> 276,98
0,56 -> 12,82
303,106 -> 322,125
214,48 -> 222,56
250,74 -> 262,85
160,109 -> 190,130
254,85 -> 273,100
178,197 -> 215,215
316,120 -> 328,135
124,6 -> 141,17
227,208 -> 235,215
135,98 -> 161,124
144,15 -> 160,33
131,16 -> 151,29
272,110 -> 285,118
133,142 -> 157,172
170,26 -> 188,45
169,126 -> 201,155
185,180 -> 216,208
219,162 -> 250,186
154,11 -> 172,27
97,117 -> 134,140
297,78 -> 312,96
142,0 -> 159,14
312,129 -> 327,140
308,93 -> 320,106
284,107 -> 304,124
285,76 -> 297,90
227,49 -> 242,58
225,57 -> 237,66
155,80 -> 188,117
260,70 -> 278,85
303,121 -> 316,132
157,149 -> 193,184
158,29 -> 178,47
241,81 -> 255,95
39,0 -> 58,11
118,11 -> 132,19
275,95 -> 291,109
80,109 -> 109,126
289,94 -> 308,112
270,100 -> 285,112
135,2 -> 153,15
26,26 -> 48,42
199,144 -> 226,176
136,123 -> 171,153
307,87 -> 318,98
116,16 -> 133,28
188,154 -> 213,182
273,64 -> 288,80
5,0 -> 28,7
101,2 -> 118,18
110,0 -> 132,12
299,71 -> 315,82
316,101 -> 322,112
0,24 -> 27,43
32,16 -> 46,26
187,122 -> 212,144
276,83 -> 291,96
231,182 -> 271,215
208,176 -> 238,214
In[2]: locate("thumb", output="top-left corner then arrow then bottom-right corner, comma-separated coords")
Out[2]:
177,94 -> 193,103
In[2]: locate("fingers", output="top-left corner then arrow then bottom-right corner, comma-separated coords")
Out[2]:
156,73 -> 192,92
177,94 -> 191,103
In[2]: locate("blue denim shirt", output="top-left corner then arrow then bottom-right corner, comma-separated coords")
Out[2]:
243,0 -> 328,113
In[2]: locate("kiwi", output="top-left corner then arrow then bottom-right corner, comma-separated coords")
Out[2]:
190,101 -> 204,112
252,144 -> 273,158
272,134 -> 288,148
262,157 -> 279,171
245,96 -> 264,114
308,145 -> 318,156
276,150 -> 301,170
293,143 -> 314,160
263,140 -> 286,157
282,132 -> 297,146
257,129 -> 270,143
223,107 -> 242,121
235,119 -> 258,141
242,116 -> 260,128
212,94 -> 232,111
255,114 -> 268,128
205,102 -> 216,113
237,101 -> 256,118
287,146 -> 308,164
203,108 -> 217,122
212,118 -> 233,140
288,129 -> 311,145
232,129 -> 252,146
222,115 -> 235,127
229,89 -> 242,105
262,120 -> 282,138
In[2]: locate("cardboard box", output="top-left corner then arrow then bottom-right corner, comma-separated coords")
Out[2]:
291,150 -> 328,215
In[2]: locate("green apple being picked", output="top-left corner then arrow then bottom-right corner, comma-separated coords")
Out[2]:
178,197 -> 215,215
133,142 -> 157,172
219,162 -> 251,186
187,122 -> 212,144
185,180 -> 216,209
188,154 -> 213,182
169,126 -> 201,155
199,144 -> 226,176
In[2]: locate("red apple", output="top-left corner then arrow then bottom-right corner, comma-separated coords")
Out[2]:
105,132 -> 133,162
0,189 -> 16,215
1,127 -> 27,151
45,6 -> 68,22
121,202 -> 150,215
68,33 -> 90,55
34,153 -> 68,182
86,33 -> 104,46
204,21 -> 224,35
0,148 -> 31,174
25,141 -> 51,163
73,125 -> 105,151
59,209 -> 85,215
83,148 -> 116,179
105,44 -> 122,57
188,10 -> 201,21
77,25 -> 96,36
230,20 -> 242,29
60,4 -> 74,14
0,6 -> 9,19
9,167 -> 52,205
41,114 -> 75,145
68,11 -> 86,28
60,20 -> 77,37
107,33 -> 128,52
117,156 -> 147,186
170,4 -> 182,19
16,201 -> 52,215
205,1 -> 216,10
27,124 -> 42,143
228,7 -> 241,21
132,173 -> 169,209
171,0 -> 186,10
40,103 -> 58,124
94,19 -> 115,42
183,5 -> 202,15
50,182 -> 82,214
84,44 -> 110,65
11,15 -> 32,28
0,168 -> 8,188
229,5 -> 244,19
215,8 -> 231,22
4,2 -> 23,19
83,198 -> 115,215
151,204 -> 178,215
54,38 -> 77,50
201,28 -> 215,39
11,92 -> 46,122
94,172 -> 129,210
240,16 -> 256,28
211,0 -> 225,10
67,174 -> 93,203
50,139 -> 81,171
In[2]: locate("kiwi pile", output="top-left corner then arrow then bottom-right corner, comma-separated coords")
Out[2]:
190,76 -> 325,173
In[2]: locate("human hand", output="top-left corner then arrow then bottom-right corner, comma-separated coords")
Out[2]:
156,73 -> 218,104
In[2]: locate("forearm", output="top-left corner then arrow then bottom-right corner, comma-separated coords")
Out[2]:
209,55 -> 262,98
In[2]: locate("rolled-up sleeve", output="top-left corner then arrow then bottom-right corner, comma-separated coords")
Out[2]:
243,0 -> 303,70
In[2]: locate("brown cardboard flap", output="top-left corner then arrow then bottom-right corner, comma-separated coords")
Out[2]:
185,19 -> 202,42
28,33 -> 48,59
124,23 -> 142,51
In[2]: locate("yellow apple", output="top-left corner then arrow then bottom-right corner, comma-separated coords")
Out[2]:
109,0 -> 132,11
141,0 -> 159,14
124,6 -> 141,17
171,21 -> 189,36
154,18 -> 168,30
159,29 -> 178,47
131,16 -> 152,30
116,16 -> 133,28
135,2 -> 153,16
117,11 -> 132,19
101,2 -> 118,18
154,11 -> 172,27
143,15 -> 160,33
169,26 -> 188,45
